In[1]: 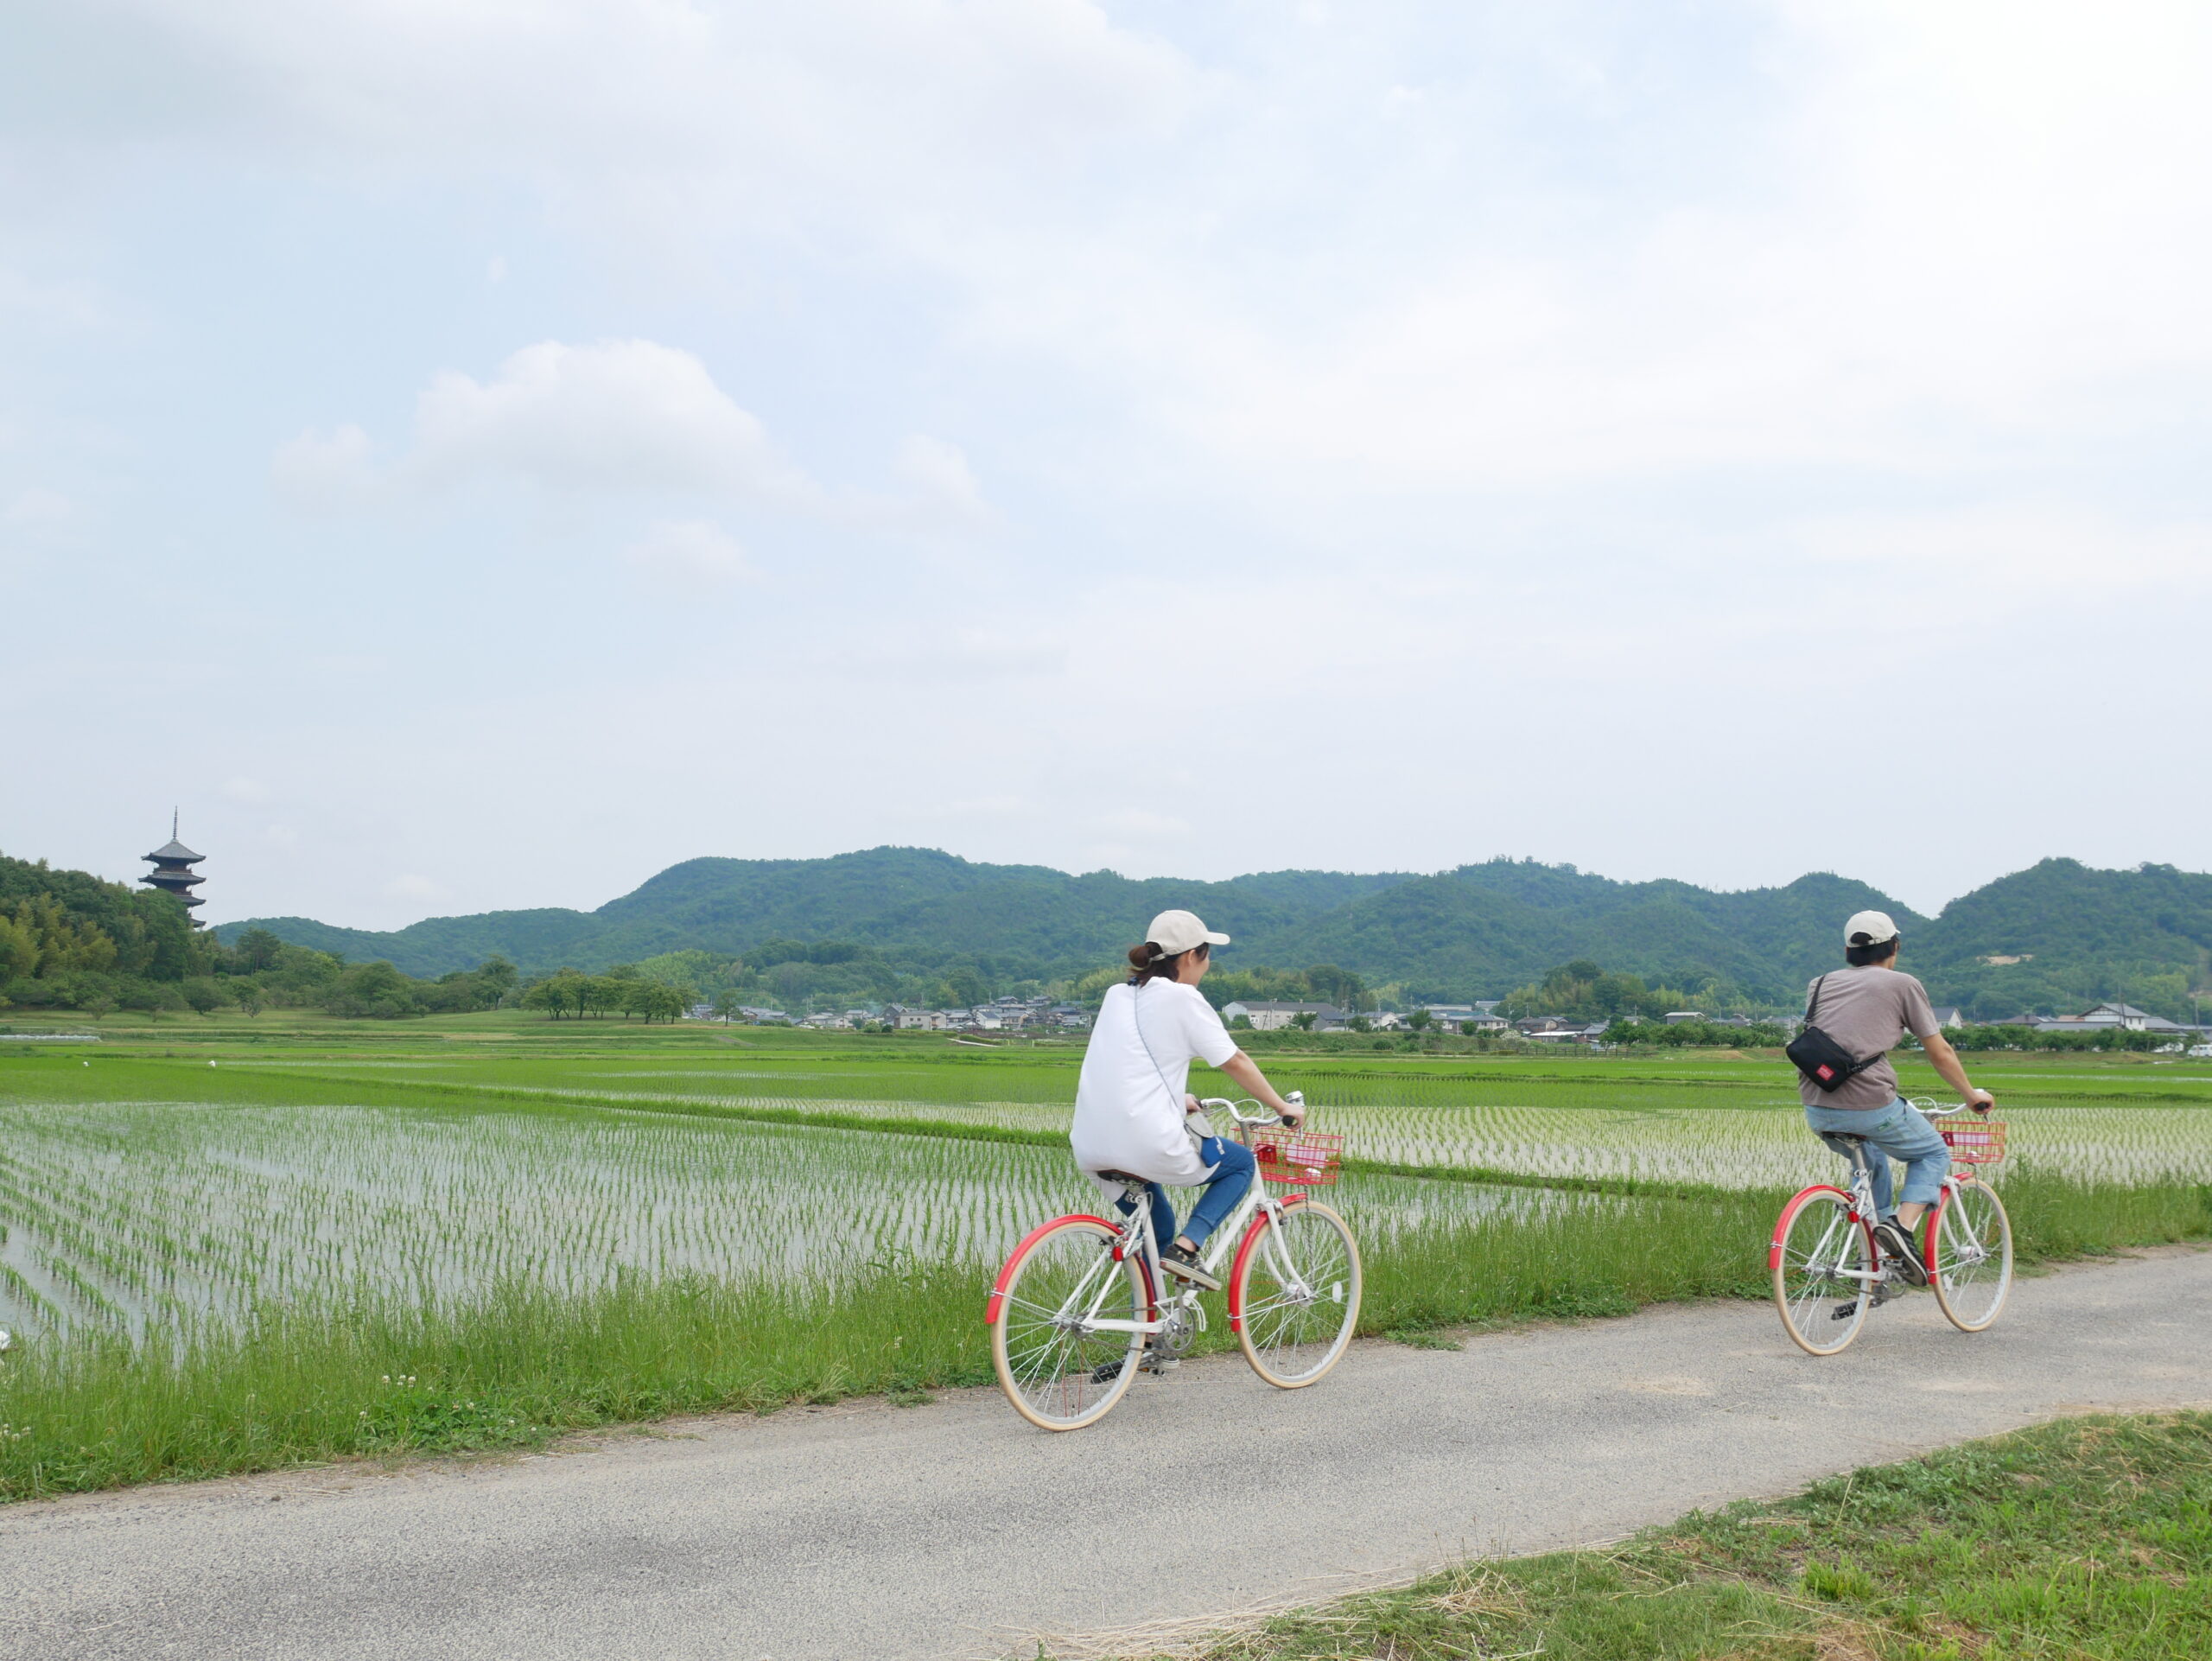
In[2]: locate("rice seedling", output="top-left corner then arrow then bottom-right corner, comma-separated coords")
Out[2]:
2,1037 -> 2206,1501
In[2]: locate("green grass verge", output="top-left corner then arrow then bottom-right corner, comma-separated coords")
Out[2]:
1099,1412 -> 2212,1661
3,1171 -> 2202,1503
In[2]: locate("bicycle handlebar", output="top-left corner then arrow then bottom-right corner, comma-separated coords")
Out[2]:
1910,1096 -> 1992,1118
1194,1091 -> 1304,1130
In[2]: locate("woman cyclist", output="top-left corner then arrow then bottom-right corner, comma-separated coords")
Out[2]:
1071,909 -> 1303,1295
1797,909 -> 1994,1282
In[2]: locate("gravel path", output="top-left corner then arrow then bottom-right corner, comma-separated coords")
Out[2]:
4,1250 -> 2208,1661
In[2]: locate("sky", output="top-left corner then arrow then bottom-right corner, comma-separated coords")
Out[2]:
3,1 -> 2209,931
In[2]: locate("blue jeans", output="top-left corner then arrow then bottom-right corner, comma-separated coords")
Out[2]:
1803,1098 -> 1949,1219
1113,1136 -> 1256,1250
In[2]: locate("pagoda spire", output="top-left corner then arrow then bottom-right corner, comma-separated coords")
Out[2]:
142,811 -> 207,920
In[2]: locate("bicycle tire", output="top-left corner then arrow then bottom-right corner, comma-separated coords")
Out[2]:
1230,1197 -> 1362,1389
988,1215 -> 1152,1431
1927,1180 -> 2013,1333
1771,1187 -> 1872,1356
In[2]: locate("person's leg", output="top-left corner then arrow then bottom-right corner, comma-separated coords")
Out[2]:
1178,1136 -> 1256,1251
1804,1106 -> 1894,1216
1864,1102 -> 1949,1228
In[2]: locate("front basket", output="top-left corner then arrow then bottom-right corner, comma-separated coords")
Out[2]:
1250,1128 -> 1344,1187
1939,1117 -> 2007,1164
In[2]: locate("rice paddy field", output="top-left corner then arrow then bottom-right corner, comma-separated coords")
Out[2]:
3,1011 -> 2209,1499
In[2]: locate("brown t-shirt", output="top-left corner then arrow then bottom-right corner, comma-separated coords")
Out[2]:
1796,964 -> 1942,1110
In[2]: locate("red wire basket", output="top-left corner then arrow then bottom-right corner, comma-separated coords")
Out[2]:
1250,1127 -> 1344,1187
1938,1117 -> 2007,1165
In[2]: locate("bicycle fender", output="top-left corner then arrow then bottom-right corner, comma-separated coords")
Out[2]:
1226,1193 -> 1306,1333
1768,1185 -> 1858,1273
985,1214 -> 1117,1325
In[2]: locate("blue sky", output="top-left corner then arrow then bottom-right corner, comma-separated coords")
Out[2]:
3,2 -> 2209,929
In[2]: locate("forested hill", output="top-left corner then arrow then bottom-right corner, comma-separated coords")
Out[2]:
222,848 -> 1416,986
214,847 -> 2212,1018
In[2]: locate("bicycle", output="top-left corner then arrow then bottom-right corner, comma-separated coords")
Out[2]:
1770,1097 -> 2014,1356
985,1094 -> 1363,1430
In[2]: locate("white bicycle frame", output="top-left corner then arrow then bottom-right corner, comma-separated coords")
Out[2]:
1817,1098 -> 1992,1287
1049,1096 -> 1319,1341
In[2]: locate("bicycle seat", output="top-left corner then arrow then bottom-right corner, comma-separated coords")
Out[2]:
1822,1133 -> 1869,1145
1095,1168 -> 1148,1187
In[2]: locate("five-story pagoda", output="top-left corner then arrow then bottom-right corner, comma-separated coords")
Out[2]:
141,810 -> 207,921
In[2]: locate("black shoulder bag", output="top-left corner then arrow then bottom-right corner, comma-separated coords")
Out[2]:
1786,974 -> 1872,1092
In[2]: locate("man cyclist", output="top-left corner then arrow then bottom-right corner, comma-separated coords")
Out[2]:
1797,909 -> 1994,1283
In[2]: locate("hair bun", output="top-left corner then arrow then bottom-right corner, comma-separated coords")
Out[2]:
1127,943 -> 1155,969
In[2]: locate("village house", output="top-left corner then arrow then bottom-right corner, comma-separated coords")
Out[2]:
2032,1001 -> 2193,1034
1220,1000 -> 1346,1031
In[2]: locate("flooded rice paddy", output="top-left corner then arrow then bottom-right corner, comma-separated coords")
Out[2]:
0,1099 -> 1548,1342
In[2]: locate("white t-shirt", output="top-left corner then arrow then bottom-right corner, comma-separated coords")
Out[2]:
1071,980 -> 1241,1198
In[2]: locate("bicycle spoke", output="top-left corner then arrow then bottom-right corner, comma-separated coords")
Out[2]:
1774,1190 -> 1868,1356
991,1219 -> 1147,1430
1930,1183 -> 2012,1333
1234,1201 -> 1361,1389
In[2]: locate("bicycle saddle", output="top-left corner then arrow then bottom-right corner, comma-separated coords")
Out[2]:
1095,1168 -> 1147,1186
1822,1133 -> 1869,1144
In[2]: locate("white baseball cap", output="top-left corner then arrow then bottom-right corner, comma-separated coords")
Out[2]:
1844,909 -> 1900,946
1147,909 -> 1230,956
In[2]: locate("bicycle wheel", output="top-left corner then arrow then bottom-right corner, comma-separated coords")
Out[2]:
1771,1188 -> 1872,1356
1928,1180 -> 2012,1333
988,1216 -> 1151,1431
1231,1198 -> 1362,1389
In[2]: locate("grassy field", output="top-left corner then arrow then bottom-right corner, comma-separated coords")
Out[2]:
3,1013 -> 2209,1500
1110,1411 -> 2212,1661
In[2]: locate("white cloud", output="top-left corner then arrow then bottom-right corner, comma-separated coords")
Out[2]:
885,435 -> 995,530
270,424 -> 377,509
410,339 -> 810,500
383,873 -> 443,901
220,776 -> 271,805
622,519 -> 753,591
275,344 -> 999,535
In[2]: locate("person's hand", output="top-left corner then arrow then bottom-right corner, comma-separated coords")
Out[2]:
1965,1087 -> 1995,1113
1277,1103 -> 1304,1130
1185,1092 -> 1203,1115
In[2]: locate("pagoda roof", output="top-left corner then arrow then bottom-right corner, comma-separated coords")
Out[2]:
145,839 -> 204,862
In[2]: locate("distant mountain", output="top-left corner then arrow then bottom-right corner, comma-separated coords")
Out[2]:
219,848 -> 1416,982
1257,860 -> 1930,1006
216,847 -> 2212,1018
1911,859 -> 2212,1021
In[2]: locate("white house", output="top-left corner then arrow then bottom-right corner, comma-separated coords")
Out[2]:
1221,1001 -> 1345,1031
2034,1002 -> 2190,1034
1929,1006 -> 1966,1030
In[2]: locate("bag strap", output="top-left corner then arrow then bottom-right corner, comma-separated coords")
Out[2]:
1128,980 -> 1190,1123
1803,973 -> 1827,1026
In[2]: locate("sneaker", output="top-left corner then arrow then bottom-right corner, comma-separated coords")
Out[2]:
1873,1219 -> 1929,1286
1159,1242 -> 1223,1292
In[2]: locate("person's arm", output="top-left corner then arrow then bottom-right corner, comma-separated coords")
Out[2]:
1920,1031 -> 1994,1111
1218,1051 -> 1302,1126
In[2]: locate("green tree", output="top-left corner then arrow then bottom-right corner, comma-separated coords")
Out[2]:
326,961 -> 423,1019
